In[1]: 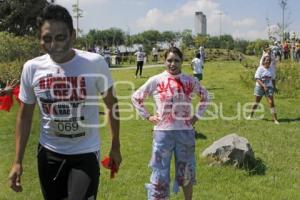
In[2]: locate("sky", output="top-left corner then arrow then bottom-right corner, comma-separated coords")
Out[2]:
54,0 -> 300,41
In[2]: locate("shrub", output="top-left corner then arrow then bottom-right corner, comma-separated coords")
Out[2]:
0,32 -> 39,62
0,60 -> 24,82
276,62 -> 300,98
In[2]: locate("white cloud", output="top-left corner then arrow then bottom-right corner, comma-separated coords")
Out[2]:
55,0 -> 272,40
136,0 -> 220,31
136,8 -> 162,29
135,0 -> 266,40
232,30 -> 265,40
232,18 -> 256,28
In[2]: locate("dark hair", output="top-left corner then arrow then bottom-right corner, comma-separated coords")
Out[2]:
262,55 -> 271,63
196,52 -> 201,58
164,47 -> 183,61
37,4 -> 74,35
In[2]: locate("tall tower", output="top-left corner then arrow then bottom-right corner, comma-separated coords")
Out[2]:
195,11 -> 207,35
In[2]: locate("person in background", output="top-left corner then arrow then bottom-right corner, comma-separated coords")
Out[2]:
115,47 -> 121,65
134,47 -> 146,78
191,52 -> 204,82
238,53 -> 244,63
132,47 -> 209,200
199,46 -> 206,63
248,55 -> 279,124
152,47 -> 159,63
103,46 -> 111,67
8,4 -> 122,200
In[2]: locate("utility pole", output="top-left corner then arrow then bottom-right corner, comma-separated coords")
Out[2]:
218,12 -> 222,38
266,17 -> 272,41
72,0 -> 83,37
279,0 -> 288,42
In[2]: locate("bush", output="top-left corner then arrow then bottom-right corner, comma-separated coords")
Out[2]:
0,60 -> 24,82
0,32 -> 39,62
276,62 -> 300,98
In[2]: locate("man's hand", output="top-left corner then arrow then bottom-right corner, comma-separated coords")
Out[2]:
8,163 -> 23,192
0,79 -> 19,96
109,147 -> 122,170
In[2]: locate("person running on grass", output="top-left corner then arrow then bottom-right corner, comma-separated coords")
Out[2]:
8,4 -> 122,200
248,55 -> 279,124
191,52 -> 204,82
132,47 -> 209,200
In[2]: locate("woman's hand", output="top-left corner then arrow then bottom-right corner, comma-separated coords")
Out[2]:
147,115 -> 161,125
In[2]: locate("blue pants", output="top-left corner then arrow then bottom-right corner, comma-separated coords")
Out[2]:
146,130 -> 196,200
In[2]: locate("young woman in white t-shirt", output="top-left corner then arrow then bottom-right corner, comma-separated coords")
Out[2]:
132,47 -> 209,200
248,55 -> 279,124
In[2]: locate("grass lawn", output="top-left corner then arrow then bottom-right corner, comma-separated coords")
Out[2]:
0,60 -> 299,200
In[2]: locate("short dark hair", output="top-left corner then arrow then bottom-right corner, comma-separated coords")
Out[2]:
196,53 -> 201,59
164,47 -> 183,61
37,4 -> 74,35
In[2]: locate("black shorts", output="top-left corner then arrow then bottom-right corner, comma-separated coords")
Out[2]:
137,61 -> 144,68
37,144 -> 100,200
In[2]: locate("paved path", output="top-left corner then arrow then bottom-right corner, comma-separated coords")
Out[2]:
109,64 -> 162,70
109,63 -> 189,70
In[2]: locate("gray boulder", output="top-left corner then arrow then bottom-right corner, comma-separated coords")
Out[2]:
201,134 -> 255,167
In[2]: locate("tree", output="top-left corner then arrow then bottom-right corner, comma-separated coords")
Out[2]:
161,31 -> 178,43
219,35 -> 234,50
86,28 -> 125,47
106,28 -> 125,46
206,36 -> 220,49
0,0 -> 49,36
181,29 -> 194,48
194,34 -> 208,48
234,39 -> 249,53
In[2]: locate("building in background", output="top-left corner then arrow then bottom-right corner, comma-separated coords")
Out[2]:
195,11 -> 207,35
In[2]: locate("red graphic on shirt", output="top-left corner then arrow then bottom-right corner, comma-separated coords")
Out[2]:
156,77 -> 194,125
157,77 -> 193,99
39,76 -> 87,115
39,76 -> 86,101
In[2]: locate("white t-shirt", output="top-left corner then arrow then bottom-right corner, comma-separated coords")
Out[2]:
152,48 -> 158,56
191,58 -> 203,74
19,49 -> 113,154
131,71 -> 209,130
134,51 -> 146,62
254,65 -> 276,87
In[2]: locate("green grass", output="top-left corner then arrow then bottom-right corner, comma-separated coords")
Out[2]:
0,60 -> 299,200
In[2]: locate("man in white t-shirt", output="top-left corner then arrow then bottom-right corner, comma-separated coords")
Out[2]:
152,47 -> 158,63
191,53 -> 204,81
134,47 -> 146,78
8,5 -> 122,200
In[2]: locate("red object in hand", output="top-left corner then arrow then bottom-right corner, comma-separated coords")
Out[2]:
12,85 -> 20,103
101,156 -> 118,179
0,95 -> 13,112
0,84 -> 20,112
